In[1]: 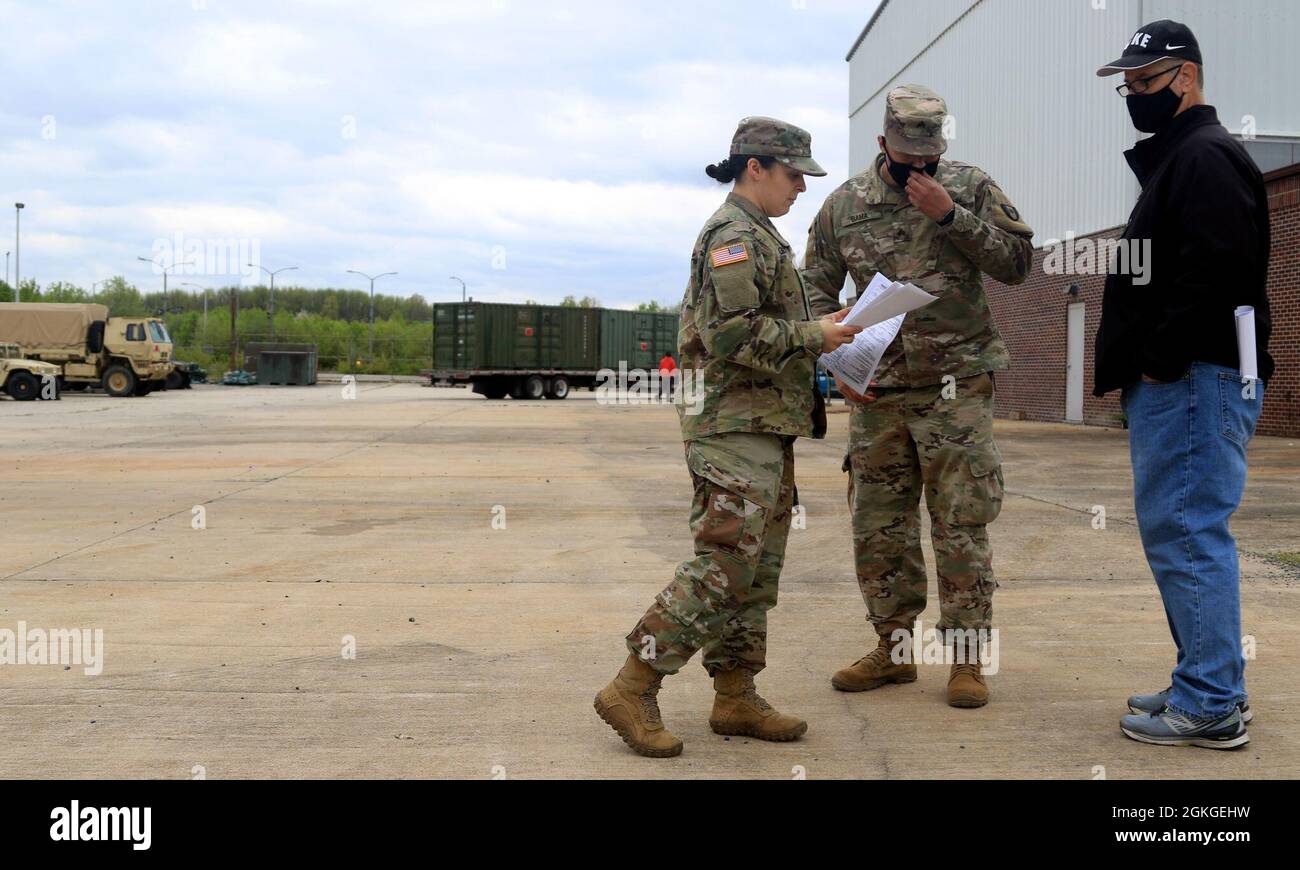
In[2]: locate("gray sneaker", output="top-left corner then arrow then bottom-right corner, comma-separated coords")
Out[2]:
1120,707 -> 1250,750
1127,687 -> 1253,723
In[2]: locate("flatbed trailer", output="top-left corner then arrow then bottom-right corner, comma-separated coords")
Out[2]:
426,368 -> 599,400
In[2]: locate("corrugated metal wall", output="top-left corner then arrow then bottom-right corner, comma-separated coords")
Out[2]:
434,302 -> 599,371
848,0 -> 1300,245
435,302 -> 676,372
600,310 -> 679,371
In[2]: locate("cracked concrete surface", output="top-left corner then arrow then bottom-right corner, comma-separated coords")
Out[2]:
1,383 -> 1297,779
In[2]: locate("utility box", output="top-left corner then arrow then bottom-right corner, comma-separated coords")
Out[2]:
249,343 -> 318,385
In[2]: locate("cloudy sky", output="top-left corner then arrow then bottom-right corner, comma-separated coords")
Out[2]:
2,0 -> 880,310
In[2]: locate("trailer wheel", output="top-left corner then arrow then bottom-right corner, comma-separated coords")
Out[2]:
103,366 -> 137,397
546,376 -> 569,400
5,372 -> 39,401
522,375 -> 546,400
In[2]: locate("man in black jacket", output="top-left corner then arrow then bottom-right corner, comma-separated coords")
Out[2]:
1095,20 -> 1273,750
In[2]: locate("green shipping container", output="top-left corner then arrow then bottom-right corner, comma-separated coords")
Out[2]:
434,302 -> 600,371
256,350 -> 318,385
599,310 -> 680,371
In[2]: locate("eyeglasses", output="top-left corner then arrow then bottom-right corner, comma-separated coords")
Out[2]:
1115,64 -> 1184,98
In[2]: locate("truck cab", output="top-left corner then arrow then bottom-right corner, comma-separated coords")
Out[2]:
96,317 -> 174,396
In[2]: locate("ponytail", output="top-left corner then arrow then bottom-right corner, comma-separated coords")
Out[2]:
705,154 -> 775,184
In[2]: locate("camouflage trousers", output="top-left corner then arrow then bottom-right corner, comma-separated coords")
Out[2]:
845,372 -> 1003,638
626,432 -> 795,676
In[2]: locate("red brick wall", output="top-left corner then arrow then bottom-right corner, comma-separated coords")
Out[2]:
1261,168 -> 1300,437
984,164 -> 1299,437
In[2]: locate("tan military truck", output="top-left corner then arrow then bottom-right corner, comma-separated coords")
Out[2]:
0,342 -> 62,401
0,302 -> 173,397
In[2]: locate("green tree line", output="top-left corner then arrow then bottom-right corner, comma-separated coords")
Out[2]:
0,277 -> 436,375
0,277 -> 677,376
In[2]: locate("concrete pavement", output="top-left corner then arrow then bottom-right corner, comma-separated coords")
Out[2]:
1,383 -> 1297,779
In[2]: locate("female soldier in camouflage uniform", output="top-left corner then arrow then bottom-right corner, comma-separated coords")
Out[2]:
594,117 -> 859,757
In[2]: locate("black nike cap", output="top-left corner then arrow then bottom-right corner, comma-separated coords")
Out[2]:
1096,19 -> 1202,76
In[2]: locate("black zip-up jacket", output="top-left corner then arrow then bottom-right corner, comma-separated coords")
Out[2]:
1094,104 -> 1274,395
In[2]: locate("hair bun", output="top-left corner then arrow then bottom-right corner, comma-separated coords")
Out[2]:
705,157 -> 735,183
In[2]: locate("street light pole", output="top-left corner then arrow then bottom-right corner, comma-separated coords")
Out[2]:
346,269 -> 397,357
137,256 -> 193,316
230,285 -> 240,373
14,203 -> 25,300
249,264 -> 298,342
4,251 -> 9,290
450,275 -> 466,303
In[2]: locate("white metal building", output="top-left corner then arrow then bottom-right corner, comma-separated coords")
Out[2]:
847,0 -> 1300,245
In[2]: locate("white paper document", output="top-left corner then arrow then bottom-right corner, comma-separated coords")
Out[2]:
1235,306 -> 1258,381
819,272 -> 937,392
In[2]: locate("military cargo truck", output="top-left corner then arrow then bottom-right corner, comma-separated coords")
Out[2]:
430,302 -> 678,400
0,302 -> 173,397
0,342 -> 62,401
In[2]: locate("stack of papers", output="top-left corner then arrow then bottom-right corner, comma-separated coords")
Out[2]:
1235,306 -> 1258,381
819,272 -> 937,392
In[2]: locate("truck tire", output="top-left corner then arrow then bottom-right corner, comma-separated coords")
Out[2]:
481,383 -> 507,400
103,366 -> 137,397
133,381 -> 152,397
5,371 -> 39,401
546,376 -> 569,400
522,375 -> 545,400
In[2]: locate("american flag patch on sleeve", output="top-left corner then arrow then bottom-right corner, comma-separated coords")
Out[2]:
710,243 -> 749,268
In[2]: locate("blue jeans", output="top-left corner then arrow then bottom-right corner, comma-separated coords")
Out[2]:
1121,362 -> 1264,720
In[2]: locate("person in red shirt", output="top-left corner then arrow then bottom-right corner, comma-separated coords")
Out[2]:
657,353 -> 677,401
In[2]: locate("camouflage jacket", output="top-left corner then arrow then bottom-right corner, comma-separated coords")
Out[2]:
678,192 -> 826,441
802,154 -> 1033,388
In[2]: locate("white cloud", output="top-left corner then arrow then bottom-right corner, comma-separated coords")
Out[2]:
0,0 -> 878,306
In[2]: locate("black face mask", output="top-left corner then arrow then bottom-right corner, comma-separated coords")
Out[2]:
882,149 -> 938,187
1126,85 -> 1182,134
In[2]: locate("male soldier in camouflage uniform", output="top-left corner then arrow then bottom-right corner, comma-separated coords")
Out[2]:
595,117 -> 859,757
802,85 -> 1033,708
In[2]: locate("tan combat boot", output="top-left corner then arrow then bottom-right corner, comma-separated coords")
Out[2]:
594,654 -> 683,758
708,668 -> 808,741
947,638 -> 989,708
831,633 -> 917,692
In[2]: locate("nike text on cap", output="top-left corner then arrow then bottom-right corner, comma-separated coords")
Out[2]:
1096,18 -> 1202,76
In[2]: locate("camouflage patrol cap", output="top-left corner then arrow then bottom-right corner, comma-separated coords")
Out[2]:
730,116 -> 827,177
883,84 -> 948,157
